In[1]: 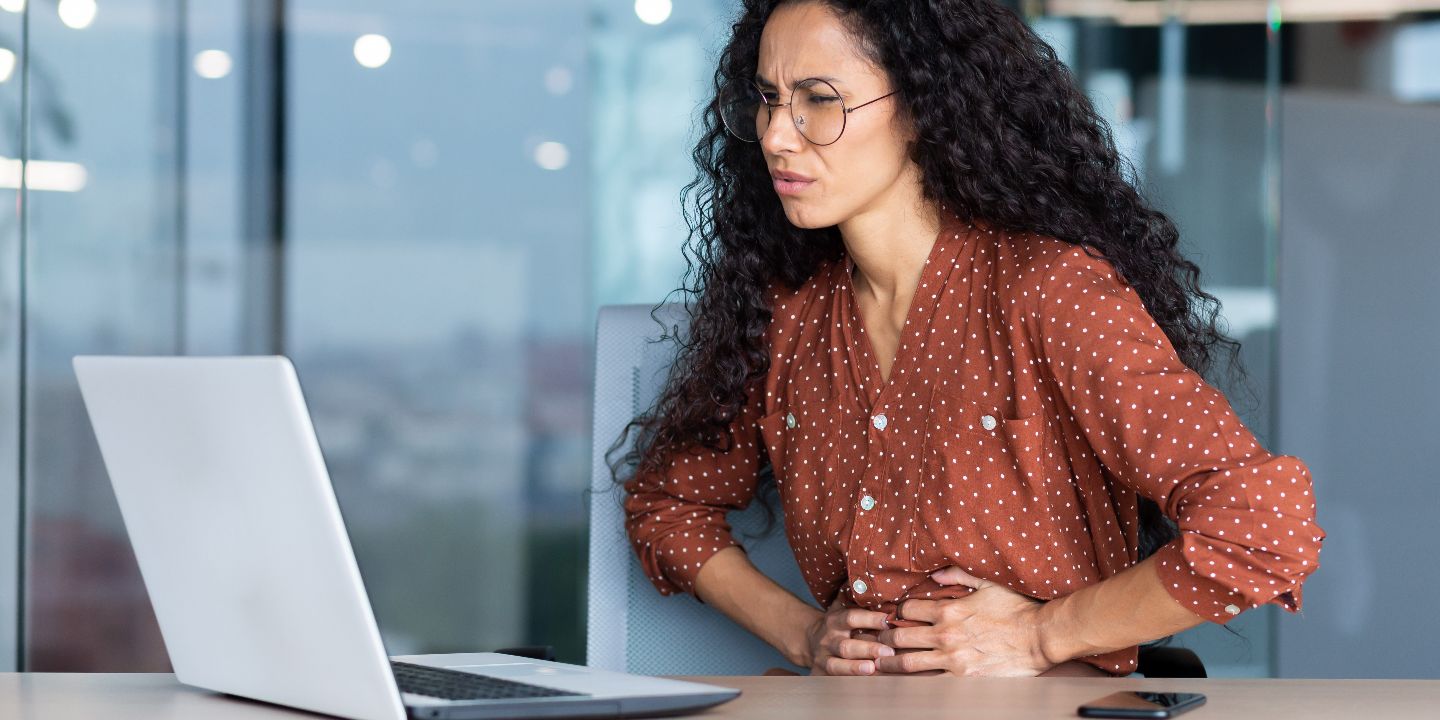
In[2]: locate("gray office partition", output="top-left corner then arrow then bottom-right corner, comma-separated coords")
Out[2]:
1276,89 -> 1440,678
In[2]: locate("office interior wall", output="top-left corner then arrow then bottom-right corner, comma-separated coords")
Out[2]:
1275,89 -> 1440,679
1274,10 -> 1440,679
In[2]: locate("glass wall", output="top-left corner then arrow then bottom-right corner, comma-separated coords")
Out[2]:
5,0 -> 1426,677
591,0 -> 735,304
0,0 -> 23,671
285,0 -> 590,659
4,0 -> 598,671
21,0 -> 181,671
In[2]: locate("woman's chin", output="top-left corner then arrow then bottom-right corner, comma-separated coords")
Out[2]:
781,203 -> 832,230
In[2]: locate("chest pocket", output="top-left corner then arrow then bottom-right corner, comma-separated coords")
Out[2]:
758,391 -> 868,546
909,386 -> 1055,569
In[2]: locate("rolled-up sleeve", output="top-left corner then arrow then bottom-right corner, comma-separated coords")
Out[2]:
1034,245 -> 1326,624
622,376 -> 767,603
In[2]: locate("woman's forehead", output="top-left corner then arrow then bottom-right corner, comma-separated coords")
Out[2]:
756,3 -> 878,88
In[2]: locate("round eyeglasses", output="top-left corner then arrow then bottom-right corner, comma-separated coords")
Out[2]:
718,77 -> 898,146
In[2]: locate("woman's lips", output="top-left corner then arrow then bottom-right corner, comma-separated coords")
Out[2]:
773,176 -> 814,195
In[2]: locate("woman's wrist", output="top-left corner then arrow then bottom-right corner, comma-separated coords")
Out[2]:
783,604 -> 823,668
694,547 -> 825,668
1034,595 -> 1078,666
1033,555 -> 1212,666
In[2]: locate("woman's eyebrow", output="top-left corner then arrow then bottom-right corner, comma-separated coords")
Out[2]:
753,73 -> 845,88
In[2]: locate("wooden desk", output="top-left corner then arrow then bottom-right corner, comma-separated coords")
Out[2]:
1,672 -> 1437,719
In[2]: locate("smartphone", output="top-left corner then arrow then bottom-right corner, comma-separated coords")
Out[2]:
1076,691 -> 1206,718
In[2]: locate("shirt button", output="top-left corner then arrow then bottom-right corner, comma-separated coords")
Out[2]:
785,412 -> 797,429
852,578 -> 868,595
859,495 -> 876,511
980,414 -> 997,430
871,413 -> 888,431
1224,604 -> 1241,616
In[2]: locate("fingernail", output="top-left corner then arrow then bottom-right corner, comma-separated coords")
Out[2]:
879,647 -> 894,657
861,661 -> 873,674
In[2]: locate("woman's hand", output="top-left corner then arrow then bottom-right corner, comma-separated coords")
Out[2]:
804,595 -> 896,675
873,565 -> 1055,676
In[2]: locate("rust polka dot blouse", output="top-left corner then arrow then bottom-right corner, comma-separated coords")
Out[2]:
622,209 -> 1326,676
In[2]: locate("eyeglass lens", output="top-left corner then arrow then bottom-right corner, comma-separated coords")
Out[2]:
720,78 -> 846,145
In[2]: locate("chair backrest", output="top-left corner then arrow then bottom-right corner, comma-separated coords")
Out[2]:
587,304 -> 813,676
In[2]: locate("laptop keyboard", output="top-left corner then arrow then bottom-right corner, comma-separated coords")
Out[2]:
391,661 -> 588,701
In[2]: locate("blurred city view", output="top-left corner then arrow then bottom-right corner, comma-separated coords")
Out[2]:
1,0 -> 1436,678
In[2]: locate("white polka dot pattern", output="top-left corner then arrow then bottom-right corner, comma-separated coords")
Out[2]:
1034,243 -> 1326,631
622,211 -> 1326,676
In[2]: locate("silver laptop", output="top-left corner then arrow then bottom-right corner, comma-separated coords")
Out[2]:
72,355 -> 741,720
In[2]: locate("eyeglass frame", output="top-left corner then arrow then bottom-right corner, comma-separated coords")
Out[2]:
721,77 -> 899,146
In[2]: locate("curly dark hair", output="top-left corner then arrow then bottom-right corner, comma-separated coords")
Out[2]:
608,0 -> 1250,583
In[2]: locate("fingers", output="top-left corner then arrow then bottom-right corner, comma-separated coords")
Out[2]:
931,565 -> 992,590
876,625 -> 933,649
824,656 -> 879,675
810,606 -> 897,676
837,637 -> 894,660
838,608 -> 891,632
895,599 -> 941,624
873,649 -> 947,675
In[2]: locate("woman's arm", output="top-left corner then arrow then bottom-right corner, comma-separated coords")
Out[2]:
1031,244 -> 1326,624
871,244 -> 1327,677
622,379 -> 769,601
1035,551 -> 1206,665
693,546 -> 821,667
697,547 -> 904,674
622,361 -> 895,674
620,385 -> 817,664
872,557 -> 1204,675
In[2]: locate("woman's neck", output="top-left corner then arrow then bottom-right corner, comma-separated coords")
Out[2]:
839,198 -> 944,304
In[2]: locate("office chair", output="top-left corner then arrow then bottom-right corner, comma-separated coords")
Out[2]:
587,304 -> 813,676
585,303 -> 1204,679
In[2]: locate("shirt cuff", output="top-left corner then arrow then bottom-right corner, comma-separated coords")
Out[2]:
1151,535 -> 1285,625
1074,646 -> 1138,677
652,533 -> 742,605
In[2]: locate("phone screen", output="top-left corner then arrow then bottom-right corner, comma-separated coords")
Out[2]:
1077,691 -> 1206,718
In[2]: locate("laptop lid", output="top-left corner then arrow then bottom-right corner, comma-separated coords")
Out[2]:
73,355 -> 408,720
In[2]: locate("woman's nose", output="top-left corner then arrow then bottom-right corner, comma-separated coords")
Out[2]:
760,103 -> 805,153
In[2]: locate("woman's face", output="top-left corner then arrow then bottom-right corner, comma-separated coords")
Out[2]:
754,1 -> 916,229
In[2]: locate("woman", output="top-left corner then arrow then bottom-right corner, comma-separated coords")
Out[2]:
612,0 -> 1324,677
